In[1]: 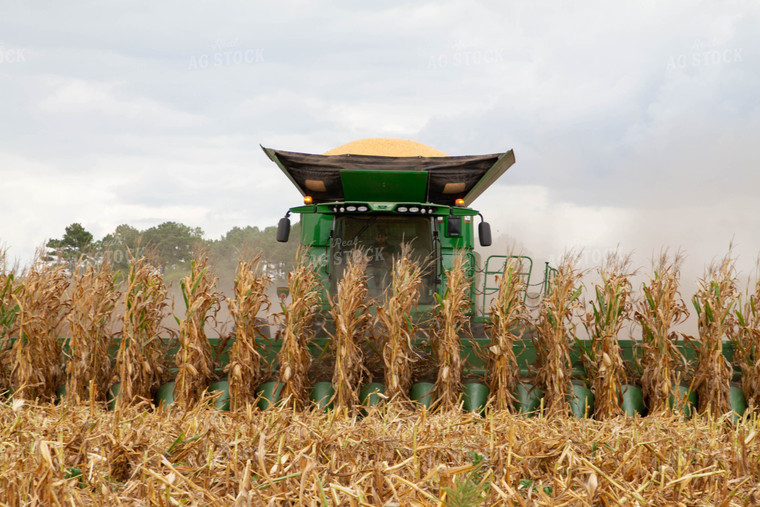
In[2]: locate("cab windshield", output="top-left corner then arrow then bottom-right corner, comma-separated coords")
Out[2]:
330,215 -> 435,302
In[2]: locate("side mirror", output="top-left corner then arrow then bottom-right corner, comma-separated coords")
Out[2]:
447,215 -> 461,237
478,221 -> 492,247
276,216 -> 290,242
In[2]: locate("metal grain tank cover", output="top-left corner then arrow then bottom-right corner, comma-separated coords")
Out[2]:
261,146 -> 515,207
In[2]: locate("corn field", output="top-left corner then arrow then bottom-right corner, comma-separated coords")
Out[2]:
3,248 -> 760,504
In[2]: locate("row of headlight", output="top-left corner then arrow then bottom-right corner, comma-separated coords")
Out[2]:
332,204 -> 370,213
329,204 -> 437,214
396,205 -> 436,214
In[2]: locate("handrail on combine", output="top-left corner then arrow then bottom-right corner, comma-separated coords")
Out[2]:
480,255 -> 533,314
543,262 -> 559,297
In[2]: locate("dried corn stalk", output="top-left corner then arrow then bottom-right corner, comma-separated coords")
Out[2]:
692,253 -> 738,417
226,254 -> 271,409
534,253 -> 583,416
582,253 -> 633,419
433,253 -> 470,410
276,252 -> 321,410
377,243 -> 424,402
487,255 -> 528,411
329,248 -> 371,412
635,252 -> 689,413
0,248 -> 20,392
11,257 -> 70,401
174,254 -> 221,409
732,264 -> 760,410
65,262 -> 121,402
116,256 -> 168,409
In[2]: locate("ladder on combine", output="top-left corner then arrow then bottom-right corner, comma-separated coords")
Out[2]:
479,256 -> 560,315
480,255 -> 534,311
542,262 -> 559,296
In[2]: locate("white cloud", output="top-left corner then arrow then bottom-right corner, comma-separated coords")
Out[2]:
38,78 -> 205,128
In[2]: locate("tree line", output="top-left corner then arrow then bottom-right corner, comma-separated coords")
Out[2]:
46,221 -> 300,284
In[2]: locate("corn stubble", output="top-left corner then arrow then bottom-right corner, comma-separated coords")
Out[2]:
487,255 -> 528,411
11,258 -> 69,401
377,243 -> 424,402
329,248 -> 372,412
434,253 -> 469,410
692,254 -> 739,417
226,254 -> 270,409
276,252 -> 321,410
3,401 -> 760,505
65,262 -> 121,402
116,256 -> 169,409
582,254 -> 633,419
534,254 -> 583,416
174,254 -> 221,409
636,252 -> 689,413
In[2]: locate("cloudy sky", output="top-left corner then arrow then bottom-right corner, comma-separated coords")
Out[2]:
1,0 -> 759,292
